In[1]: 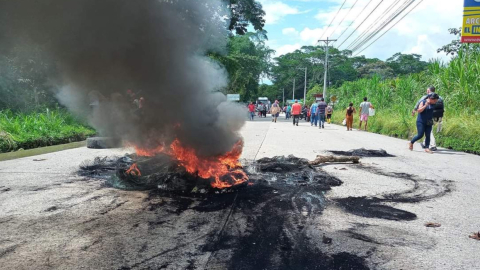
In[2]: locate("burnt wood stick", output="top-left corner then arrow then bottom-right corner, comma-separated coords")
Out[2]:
309,155 -> 360,165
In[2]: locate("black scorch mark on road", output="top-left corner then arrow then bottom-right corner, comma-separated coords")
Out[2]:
335,164 -> 454,221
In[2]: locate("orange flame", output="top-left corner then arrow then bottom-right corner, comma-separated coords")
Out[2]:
126,163 -> 141,177
130,134 -> 248,188
170,139 -> 248,188
134,145 -> 164,157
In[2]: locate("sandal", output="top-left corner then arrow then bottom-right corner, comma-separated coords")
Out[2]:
424,148 -> 433,154
408,143 -> 413,151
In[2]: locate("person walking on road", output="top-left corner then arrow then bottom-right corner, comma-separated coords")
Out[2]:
307,105 -> 311,122
345,103 -> 356,131
310,101 -> 319,127
326,105 -> 333,124
359,97 -> 374,131
261,103 -> 267,118
316,98 -> 327,129
270,100 -> 281,123
291,100 -> 302,126
248,102 -> 255,121
286,104 -> 292,119
409,93 -> 440,153
412,86 -> 444,151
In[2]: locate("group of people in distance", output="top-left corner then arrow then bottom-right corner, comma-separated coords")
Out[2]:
246,87 -> 444,154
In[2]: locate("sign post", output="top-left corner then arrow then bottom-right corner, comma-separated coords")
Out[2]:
462,0 -> 480,43
226,94 -> 240,102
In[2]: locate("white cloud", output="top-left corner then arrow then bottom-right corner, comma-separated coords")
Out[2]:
299,27 -> 324,44
274,0 -> 462,61
282,27 -> 299,35
258,0 -> 301,24
275,43 -> 303,57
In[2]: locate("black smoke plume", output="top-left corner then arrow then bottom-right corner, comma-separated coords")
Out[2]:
0,0 -> 246,157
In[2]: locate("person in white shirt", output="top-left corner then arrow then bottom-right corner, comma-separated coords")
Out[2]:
359,97 -> 374,131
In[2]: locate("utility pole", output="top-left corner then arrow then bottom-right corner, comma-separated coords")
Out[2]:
292,78 -> 295,100
304,68 -> 307,104
318,37 -> 337,99
297,67 -> 307,104
282,88 -> 285,106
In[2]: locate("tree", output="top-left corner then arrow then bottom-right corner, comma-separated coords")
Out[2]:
227,0 -> 265,35
0,45 -> 57,111
437,27 -> 480,56
386,53 -> 428,76
211,33 -> 273,102
357,61 -> 394,79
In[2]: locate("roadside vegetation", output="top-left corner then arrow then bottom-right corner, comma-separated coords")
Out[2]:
0,109 -> 95,153
328,40 -> 480,154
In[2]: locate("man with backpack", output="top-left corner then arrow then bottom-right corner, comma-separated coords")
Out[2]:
412,86 -> 444,151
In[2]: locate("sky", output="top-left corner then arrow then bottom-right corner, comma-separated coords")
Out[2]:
257,0 -> 464,61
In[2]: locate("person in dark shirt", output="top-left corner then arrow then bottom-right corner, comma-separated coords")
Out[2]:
316,98 -> 327,129
408,93 -> 440,153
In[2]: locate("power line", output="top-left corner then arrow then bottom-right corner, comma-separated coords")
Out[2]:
329,0 -> 360,39
335,0 -> 374,42
319,0 -> 348,41
352,0 -> 416,52
354,0 -> 424,56
350,0 -> 413,51
337,0 -> 385,49
346,0 -> 402,50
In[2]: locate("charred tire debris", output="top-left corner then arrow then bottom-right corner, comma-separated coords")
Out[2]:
78,152 -> 453,269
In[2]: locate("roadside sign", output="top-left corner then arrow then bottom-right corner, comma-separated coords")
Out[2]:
462,0 -> 480,43
227,94 -> 240,101
287,99 -> 303,104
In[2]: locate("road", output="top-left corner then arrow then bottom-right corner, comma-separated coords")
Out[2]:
1,115 -> 479,270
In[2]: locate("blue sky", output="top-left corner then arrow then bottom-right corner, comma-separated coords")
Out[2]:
258,0 -> 464,61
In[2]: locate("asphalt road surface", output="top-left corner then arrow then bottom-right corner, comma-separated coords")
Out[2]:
1,115 -> 479,270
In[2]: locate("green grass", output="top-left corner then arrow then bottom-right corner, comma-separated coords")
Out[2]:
0,108 -> 96,153
328,49 -> 480,154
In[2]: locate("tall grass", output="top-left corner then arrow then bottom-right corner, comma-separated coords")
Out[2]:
0,108 -> 95,152
330,49 -> 480,154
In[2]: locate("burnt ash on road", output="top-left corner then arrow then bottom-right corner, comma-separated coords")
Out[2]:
73,153 -> 454,269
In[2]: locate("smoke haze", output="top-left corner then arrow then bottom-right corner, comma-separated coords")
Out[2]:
0,0 -> 246,157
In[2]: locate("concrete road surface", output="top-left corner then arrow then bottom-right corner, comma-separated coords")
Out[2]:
1,115 -> 479,270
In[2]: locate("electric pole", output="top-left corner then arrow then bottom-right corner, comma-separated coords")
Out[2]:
282,88 -> 285,106
304,68 -> 307,104
318,37 -> 337,99
297,67 -> 307,104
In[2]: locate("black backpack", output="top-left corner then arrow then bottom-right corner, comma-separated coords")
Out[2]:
433,97 -> 444,118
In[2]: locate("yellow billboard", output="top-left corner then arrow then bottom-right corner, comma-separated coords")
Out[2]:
462,0 -> 480,43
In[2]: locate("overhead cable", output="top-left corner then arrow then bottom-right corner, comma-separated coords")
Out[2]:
346,0 -> 403,50
337,0 -> 385,49
329,0 -> 360,38
319,0 -> 348,41
352,0 -> 416,52
334,0 -> 374,42
354,0 -> 424,56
